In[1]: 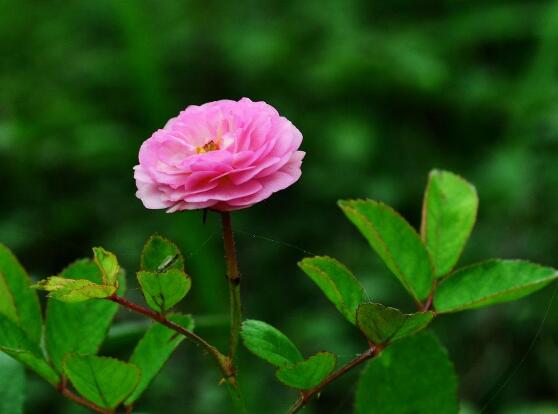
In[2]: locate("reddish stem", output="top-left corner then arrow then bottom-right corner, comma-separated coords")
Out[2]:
58,377 -> 112,414
107,295 -> 233,379
220,212 -> 242,361
287,345 -> 383,414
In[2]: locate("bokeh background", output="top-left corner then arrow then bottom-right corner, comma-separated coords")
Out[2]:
2,1 -> 558,413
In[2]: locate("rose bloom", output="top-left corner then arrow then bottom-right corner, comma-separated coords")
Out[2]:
134,98 -> 304,212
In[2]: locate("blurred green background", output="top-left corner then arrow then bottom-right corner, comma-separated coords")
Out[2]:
2,0 -> 558,413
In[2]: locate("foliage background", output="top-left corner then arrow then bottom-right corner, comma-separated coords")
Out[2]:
2,0 -> 558,413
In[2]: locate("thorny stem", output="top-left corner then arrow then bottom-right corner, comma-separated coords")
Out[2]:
108,295 -> 226,370
288,278 -> 439,413
220,211 -> 242,361
104,211 -> 247,414
219,211 -> 247,413
58,376 -> 112,414
107,294 -> 244,409
287,345 -> 383,414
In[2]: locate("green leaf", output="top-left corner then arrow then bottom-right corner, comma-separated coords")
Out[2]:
0,315 -> 59,385
63,354 -> 140,410
338,200 -> 433,302
355,332 -> 458,414
125,314 -> 194,405
241,320 -> 303,368
356,303 -> 434,345
33,276 -> 116,303
141,234 -> 184,272
93,247 -> 120,286
0,244 -> 43,344
391,311 -> 435,342
0,272 -> 18,323
0,352 -> 25,414
137,269 -> 191,313
45,259 -> 122,372
298,256 -> 366,324
434,260 -> 558,313
275,352 -> 336,390
356,303 -> 406,344
421,170 -> 479,277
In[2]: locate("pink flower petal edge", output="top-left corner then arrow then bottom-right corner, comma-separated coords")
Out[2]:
134,97 -> 305,212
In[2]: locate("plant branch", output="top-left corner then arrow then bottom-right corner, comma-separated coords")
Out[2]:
220,211 -> 242,361
420,280 -> 438,312
58,376 -> 111,414
107,295 -> 233,380
287,345 -> 383,414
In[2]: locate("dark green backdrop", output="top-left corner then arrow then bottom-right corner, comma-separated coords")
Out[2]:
1,1 -> 558,413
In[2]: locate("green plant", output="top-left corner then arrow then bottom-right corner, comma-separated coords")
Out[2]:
0,170 -> 555,413
241,170 -> 558,413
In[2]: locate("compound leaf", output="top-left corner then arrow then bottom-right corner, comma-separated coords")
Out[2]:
339,200 -> 433,302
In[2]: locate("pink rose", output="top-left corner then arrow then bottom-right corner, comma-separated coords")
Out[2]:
134,98 -> 304,212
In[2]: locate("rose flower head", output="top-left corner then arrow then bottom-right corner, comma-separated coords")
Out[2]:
134,98 -> 304,212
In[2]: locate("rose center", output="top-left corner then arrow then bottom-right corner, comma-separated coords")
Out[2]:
196,140 -> 220,154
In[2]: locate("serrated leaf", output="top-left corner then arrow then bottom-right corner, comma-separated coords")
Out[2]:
137,269 -> 191,313
434,260 -> 558,313
141,235 -> 184,272
241,320 -> 303,368
355,332 -> 458,414
33,277 -> 116,303
63,354 -> 140,410
421,170 -> 478,277
0,352 -> 25,414
391,311 -> 434,342
356,303 -> 406,344
0,315 -> 59,385
357,303 -> 433,344
275,352 -> 336,390
125,314 -> 194,405
338,200 -> 433,302
299,257 -> 366,324
45,259 -> 122,372
93,247 -> 120,286
0,244 -> 42,344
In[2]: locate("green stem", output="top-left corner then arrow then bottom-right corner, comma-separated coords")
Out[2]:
220,212 -> 242,361
220,212 -> 247,413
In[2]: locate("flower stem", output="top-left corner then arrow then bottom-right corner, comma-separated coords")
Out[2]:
287,345 -> 382,414
220,212 -> 242,361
